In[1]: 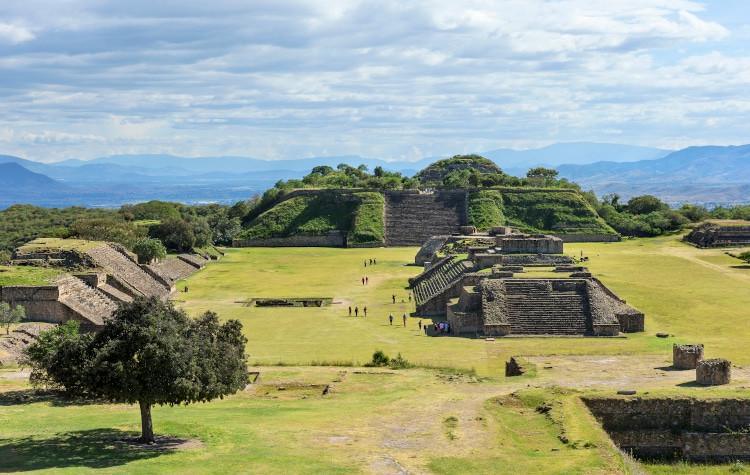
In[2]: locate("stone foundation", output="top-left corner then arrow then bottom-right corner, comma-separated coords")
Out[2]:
673,344 -> 704,370
584,397 -> 750,462
696,359 -> 731,385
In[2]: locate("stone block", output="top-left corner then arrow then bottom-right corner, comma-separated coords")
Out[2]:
696,358 -> 731,386
673,344 -> 704,370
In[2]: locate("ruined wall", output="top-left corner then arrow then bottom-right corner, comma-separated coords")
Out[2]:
496,235 -> 564,254
584,397 -> 750,462
554,233 -> 621,243
233,232 -> 346,248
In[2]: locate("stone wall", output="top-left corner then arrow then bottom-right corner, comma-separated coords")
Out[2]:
496,234 -> 564,254
554,233 -> 621,243
697,359 -> 731,385
584,397 -> 750,462
233,231 -> 346,248
685,222 -> 750,248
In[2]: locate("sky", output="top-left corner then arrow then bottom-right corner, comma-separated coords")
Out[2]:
0,0 -> 748,163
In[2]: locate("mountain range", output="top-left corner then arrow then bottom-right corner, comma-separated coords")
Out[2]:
0,142 -> 748,208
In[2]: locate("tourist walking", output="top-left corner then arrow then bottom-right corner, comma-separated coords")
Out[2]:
355,306 -> 359,317
362,277 -> 365,285
365,276 -> 369,285
402,314 -> 407,327
373,258 -> 377,265
364,260 -> 367,267
363,306 -> 367,317
348,306 -> 352,317
408,293 -> 412,303
392,294 -> 396,304
389,314 -> 393,325
418,320 -> 422,331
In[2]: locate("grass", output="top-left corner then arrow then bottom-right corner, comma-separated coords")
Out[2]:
0,265 -> 63,286
347,192 -> 385,245
4,234 -> 750,473
17,237 -> 101,253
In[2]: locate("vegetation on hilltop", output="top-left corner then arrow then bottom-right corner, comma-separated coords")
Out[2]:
503,190 -> 616,235
467,190 -> 504,231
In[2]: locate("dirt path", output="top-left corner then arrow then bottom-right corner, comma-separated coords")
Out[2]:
662,245 -> 750,284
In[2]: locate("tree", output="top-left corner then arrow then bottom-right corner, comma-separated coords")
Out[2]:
526,167 -> 559,180
0,303 -> 25,334
151,218 -> 195,252
132,237 -> 167,264
626,195 -> 667,215
23,297 -> 248,443
739,251 -> 750,264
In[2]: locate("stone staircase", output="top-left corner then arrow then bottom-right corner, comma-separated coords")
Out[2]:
504,280 -> 591,335
413,257 -> 474,307
385,192 -> 466,246
85,244 -> 170,298
56,275 -> 118,327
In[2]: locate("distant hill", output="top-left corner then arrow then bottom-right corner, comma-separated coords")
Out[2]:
557,145 -> 750,203
483,142 -> 671,168
0,163 -> 63,189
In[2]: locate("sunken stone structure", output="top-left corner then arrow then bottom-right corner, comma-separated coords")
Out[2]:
696,358 -> 731,386
673,344 -> 704,370
585,397 -> 750,462
409,232 -> 644,336
685,221 -> 750,248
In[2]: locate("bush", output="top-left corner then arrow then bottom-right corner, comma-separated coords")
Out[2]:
739,251 -> 750,264
132,237 -> 167,263
0,302 -> 25,334
151,218 -> 196,252
365,350 -> 412,369
70,218 -> 145,249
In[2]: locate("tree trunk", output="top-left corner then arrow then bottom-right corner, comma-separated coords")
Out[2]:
139,400 -> 155,444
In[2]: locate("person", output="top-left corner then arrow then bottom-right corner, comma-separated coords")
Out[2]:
363,306 -> 367,317
348,306 -> 352,317
402,314 -> 407,327
408,293 -> 412,303
364,260 -> 367,268
389,314 -> 393,325
184,286 -> 188,293
424,325 -> 428,335
418,320 -> 422,331
369,258 -> 373,265
374,258 -> 377,265
392,294 -> 396,304
362,277 -> 365,286
365,276 -> 369,285
355,306 -> 359,317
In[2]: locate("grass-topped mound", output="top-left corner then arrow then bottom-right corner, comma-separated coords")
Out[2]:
238,191 -> 386,246
16,238 -> 102,254
501,190 -> 616,235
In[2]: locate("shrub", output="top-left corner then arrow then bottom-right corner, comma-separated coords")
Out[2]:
365,350 -> 412,369
739,252 -> 750,264
132,237 -> 167,263
151,218 -> 196,252
368,350 -> 390,367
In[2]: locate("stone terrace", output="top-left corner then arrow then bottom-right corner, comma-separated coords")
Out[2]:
385,191 -> 467,246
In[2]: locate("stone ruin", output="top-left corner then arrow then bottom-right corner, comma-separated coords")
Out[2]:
696,358 -> 731,386
409,234 -> 644,337
585,397 -> 750,462
0,239 -> 216,331
684,221 -> 750,248
673,344 -> 704,370
414,228 -> 566,267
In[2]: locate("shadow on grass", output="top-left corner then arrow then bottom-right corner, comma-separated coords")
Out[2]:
676,381 -> 705,388
0,429 -> 176,472
730,265 -> 750,269
0,389 -> 103,407
654,366 -> 687,372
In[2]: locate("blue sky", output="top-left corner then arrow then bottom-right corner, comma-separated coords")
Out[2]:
0,0 -> 748,162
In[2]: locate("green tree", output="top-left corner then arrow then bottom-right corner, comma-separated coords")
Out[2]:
70,218 -> 145,249
132,237 -> 167,264
626,195 -> 667,215
23,297 -> 248,443
0,303 -> 25,334
739,251 -> 750,264
151,218 -> 195,252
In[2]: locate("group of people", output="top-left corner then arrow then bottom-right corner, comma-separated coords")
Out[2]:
392,293 -> 411,304
388,313 -> 409,326
363,258 -> 377,267
348,305 -> 367,317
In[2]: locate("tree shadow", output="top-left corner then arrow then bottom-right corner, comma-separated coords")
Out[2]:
730,264 -> 750,269
0,389 -> 103,407
0,429 -> 178,472
676,381 -> 705,388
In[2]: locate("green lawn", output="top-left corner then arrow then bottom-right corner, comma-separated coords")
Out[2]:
3,235 -> 750,473
0,265 -> 63,286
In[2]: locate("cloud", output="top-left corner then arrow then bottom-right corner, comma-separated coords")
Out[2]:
0,1 -> 745,161
0,22 -> 34,44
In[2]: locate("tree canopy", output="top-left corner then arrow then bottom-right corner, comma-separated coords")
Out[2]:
23,298 -> 248,443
